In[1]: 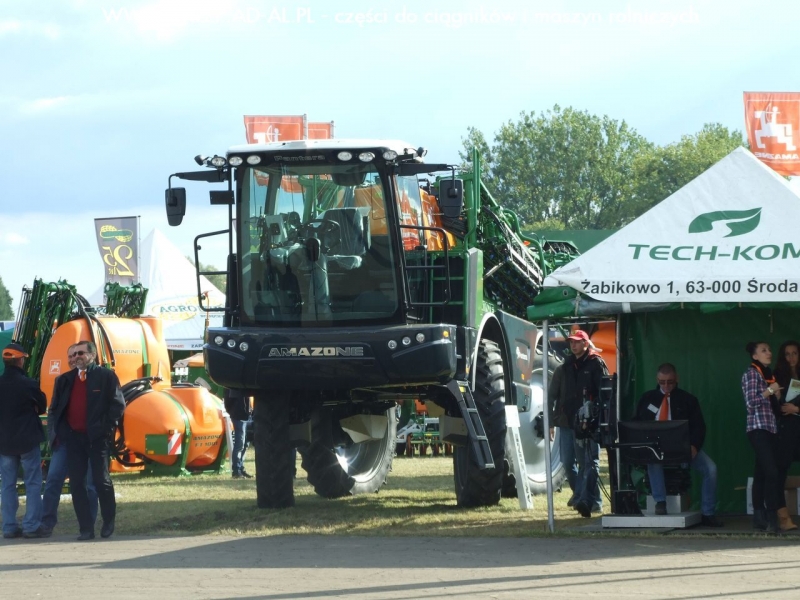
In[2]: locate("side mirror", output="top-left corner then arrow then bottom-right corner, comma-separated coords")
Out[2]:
165,187 -> 186,226
438,179 -> 463,219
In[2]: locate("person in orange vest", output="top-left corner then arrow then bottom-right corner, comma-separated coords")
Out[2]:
635,363 -> 722,527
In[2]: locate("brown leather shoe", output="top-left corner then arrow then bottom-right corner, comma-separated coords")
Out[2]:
777,507 -> 798,531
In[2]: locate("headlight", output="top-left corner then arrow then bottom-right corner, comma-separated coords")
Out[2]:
210,156 -> 226,167
239,342 -> 249,352
214,336 -> 224,346
382,150 -> 398,160
246,155 -> 261,165
228,156 -> 243,166
358,152 -> 375,162
388,340 -> 398,350
226,339 -> 236,349
337,151 -> 353,161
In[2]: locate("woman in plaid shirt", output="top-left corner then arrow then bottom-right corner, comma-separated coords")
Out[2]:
742,341 -> 784,534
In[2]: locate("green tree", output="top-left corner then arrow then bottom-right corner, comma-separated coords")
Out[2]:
630,123 -> 745,216
0,276 -> 13,320
458,126 -> 495,181
462,105 -> 652,230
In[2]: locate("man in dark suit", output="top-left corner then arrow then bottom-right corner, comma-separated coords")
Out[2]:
0,343 -> 49,539
635,362 -> 723,527
48,340 -> 125,540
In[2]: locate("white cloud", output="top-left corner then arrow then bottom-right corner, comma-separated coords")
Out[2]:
0,205 -> 229,308
1,233 -> 30,245
14,88 -> 169,116
0,19 -> 61,39
98,0 -> 243,42
18,96 -> 73,114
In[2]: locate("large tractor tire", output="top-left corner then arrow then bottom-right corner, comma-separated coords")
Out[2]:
253,394 -> 296,509
301,408 -> 396,498
453,339 -> 506,507
502,346 -> 567,497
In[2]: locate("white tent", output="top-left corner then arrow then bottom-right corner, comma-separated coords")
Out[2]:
543,148 -> 800,303
537,147 -> 800,531
92,229 -> 225,350
140,229 -> 225,350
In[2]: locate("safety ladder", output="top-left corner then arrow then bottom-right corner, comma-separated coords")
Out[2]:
446,380 -> 494,470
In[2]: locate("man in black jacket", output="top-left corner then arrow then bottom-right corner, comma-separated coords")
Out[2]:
0,343 -> 49,539
48,340 -> 125,540
224,389 -> 252,479
563,330 -> 608,518
635,363 -> 722,527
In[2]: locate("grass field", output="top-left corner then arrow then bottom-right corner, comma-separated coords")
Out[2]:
49,455 -> 603,538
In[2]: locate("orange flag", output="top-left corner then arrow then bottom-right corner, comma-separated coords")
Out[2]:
743,92 -> 800,176
244,115 -> 306,144
307,121 -> 334,139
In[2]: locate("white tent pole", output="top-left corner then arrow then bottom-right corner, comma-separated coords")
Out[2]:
615,317 -> 622,494
542,320 -> 554,533
136,215 -> 141,285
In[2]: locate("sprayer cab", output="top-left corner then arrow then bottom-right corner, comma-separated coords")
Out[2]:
166,139 -> 463,329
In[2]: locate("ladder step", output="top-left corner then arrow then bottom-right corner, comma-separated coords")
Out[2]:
446,380 -> 495,470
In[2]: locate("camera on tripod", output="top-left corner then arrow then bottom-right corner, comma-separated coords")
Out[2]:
572,374 -> 616,448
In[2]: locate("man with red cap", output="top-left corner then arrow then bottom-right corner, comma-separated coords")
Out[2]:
0,343 -> 49,539
562,329 -> 608,518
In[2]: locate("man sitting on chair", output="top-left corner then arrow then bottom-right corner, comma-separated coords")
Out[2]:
635,363 -> 723,527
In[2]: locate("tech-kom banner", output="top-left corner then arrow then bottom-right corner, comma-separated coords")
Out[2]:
743,92 -> 800,176
94,216 -> 139,286
244,115 -> 306,143
543,149 -> 800,303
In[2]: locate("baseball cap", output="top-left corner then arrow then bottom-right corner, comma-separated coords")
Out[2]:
566,330 -> 590,343
2,342 -> 29,359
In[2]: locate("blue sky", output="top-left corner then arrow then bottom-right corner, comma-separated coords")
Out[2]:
1,0 -> 799,306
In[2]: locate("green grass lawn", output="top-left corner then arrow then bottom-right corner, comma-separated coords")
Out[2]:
49,455 -> 603,537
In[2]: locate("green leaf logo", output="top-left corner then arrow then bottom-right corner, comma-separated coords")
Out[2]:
688,208 -> 762,237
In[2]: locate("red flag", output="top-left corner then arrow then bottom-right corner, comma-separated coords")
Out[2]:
743,92 -> 800,176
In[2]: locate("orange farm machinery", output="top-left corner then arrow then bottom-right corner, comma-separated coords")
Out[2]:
13,279 -> 230,476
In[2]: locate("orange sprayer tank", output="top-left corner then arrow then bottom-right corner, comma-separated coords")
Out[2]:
123,385 -> 228,467
40,316 -> 172,405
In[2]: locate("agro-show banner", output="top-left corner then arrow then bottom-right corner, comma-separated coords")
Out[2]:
307,121 -> 334,139
743,92 -> 800,176
94,216 -> 139,286
243,115 -> 334,143
244,115 -> 306,143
